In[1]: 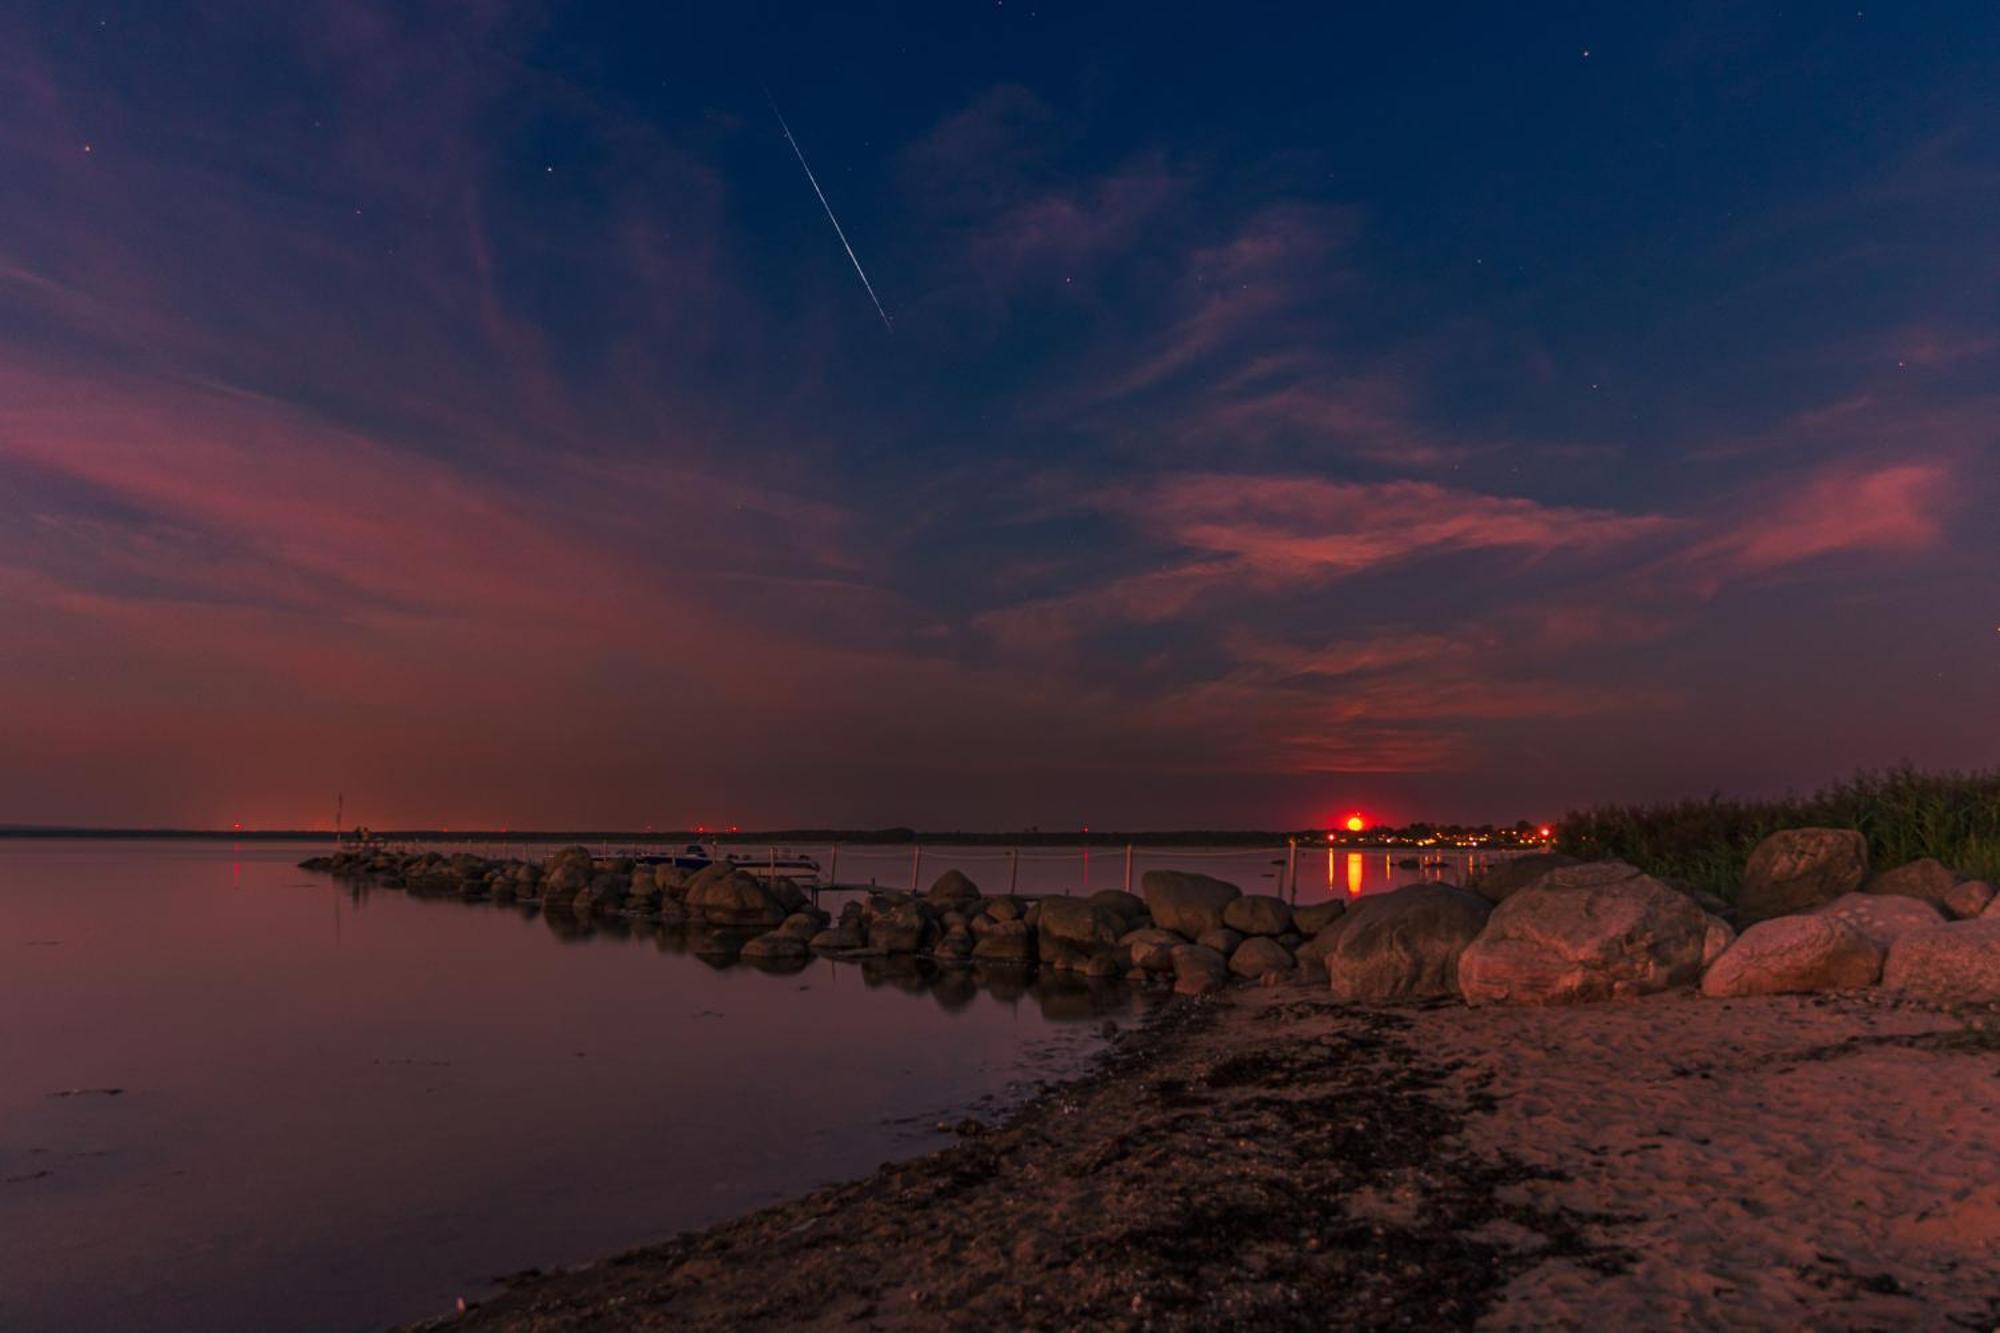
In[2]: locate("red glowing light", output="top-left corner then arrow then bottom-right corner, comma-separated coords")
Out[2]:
1344,814 -> 1366,834
1539,826 -> 1553,840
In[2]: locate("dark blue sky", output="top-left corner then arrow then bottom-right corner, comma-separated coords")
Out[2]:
0,2 -> 1994,828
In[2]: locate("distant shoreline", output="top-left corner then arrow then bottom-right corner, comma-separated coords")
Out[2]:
0,827 -> 1527,849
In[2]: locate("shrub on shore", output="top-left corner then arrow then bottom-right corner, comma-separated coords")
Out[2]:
1557,767 -> 2000,899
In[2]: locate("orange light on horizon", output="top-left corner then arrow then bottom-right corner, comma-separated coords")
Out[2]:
1344,814 -> 1366,833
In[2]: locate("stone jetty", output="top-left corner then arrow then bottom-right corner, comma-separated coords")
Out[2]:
301,828 -> 2000,1006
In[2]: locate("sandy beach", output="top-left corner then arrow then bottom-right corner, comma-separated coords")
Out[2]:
408,986 -> 2000,1331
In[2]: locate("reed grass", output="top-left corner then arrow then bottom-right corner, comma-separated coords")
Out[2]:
1556,767 -> 2000,899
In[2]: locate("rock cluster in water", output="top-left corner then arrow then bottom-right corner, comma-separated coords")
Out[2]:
297,847 -> 1327,996
300,828 -> 2000,1008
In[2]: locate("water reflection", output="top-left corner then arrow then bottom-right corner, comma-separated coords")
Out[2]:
0,841 -> 1138,1333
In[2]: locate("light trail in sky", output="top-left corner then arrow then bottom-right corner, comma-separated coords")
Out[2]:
766,90 -> 893,332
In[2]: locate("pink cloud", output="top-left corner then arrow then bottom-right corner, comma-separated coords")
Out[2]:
1672,459 -> 1954,593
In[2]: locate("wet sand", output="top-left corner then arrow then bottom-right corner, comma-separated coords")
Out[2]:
411,988 -> 2000,1331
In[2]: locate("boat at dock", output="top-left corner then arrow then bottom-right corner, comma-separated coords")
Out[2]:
625,844 -> 824,884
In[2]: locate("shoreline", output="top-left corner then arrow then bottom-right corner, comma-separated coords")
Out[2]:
402,985 -> 1999,1331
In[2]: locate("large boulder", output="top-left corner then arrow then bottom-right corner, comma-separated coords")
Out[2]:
1812,892 -> 1945,951
1469,852 -> 1581,904
539,848 -> 596,908
1326,884 -> 1491,1004
1230,936 -> 1295,978
1036,895 -> 1127,950
926,869 -> 980,906
1293,899 -> 1347,934
1700,915 -> 1885,997
1882,920 -> 2000,1003
867,900 -> 935,954
1223,894 -> 1294,937
1087,889 -> 1149,923
764,877 -> 809,915
1739,828 -> 1868,924
572,872 -> 629,915
1864,857 -> 1958,911
970,919 -> 1036,964
1170,944 -> 1230,996
1141,870 -> 1242,938
1458,862 -> 1709,1006
1197,927 -> 1245,956
685,870 -> 788,928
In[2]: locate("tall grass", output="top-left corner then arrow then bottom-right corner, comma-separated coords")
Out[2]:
1557,767 -> 2000,897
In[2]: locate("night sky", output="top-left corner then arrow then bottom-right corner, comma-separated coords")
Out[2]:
2,3 -> 1994,830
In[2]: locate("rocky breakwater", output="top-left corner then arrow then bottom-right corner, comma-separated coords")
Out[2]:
298,846 -> 1348,998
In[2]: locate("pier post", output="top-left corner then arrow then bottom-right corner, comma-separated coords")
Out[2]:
910,844 -> 922,892
1009,848 -> 1019,895
827,845 -> 839,890
1123,844 -> 1133,895
1286,838 -> 1298,903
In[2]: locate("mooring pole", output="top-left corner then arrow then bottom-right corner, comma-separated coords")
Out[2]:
1286,838 -> 1299,903
1009,847 -> 1019,895
910,844 -> 922,892
1123,844 -> 1134,895
827,844 -> 839,890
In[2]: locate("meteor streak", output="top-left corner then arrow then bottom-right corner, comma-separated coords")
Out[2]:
766,91 -> 893,331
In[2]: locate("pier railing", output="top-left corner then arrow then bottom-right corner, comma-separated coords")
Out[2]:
367,837 -> 1500,904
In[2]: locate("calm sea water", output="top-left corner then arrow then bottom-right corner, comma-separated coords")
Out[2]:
0,840 -> 1155,1333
